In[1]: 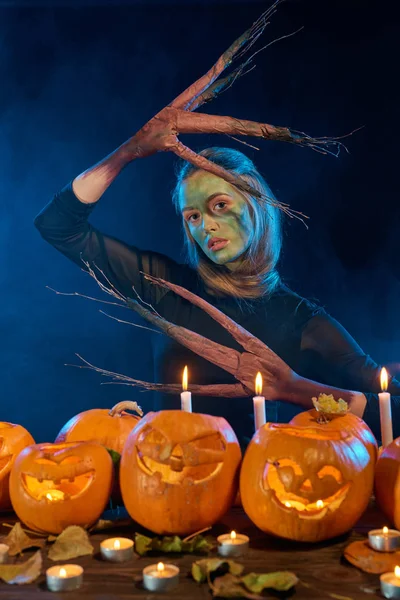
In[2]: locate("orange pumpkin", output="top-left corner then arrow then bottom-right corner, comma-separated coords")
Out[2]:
55,401 -> 142,454
240,423 -> 374,542
0,421 -> 35,512
9,441 -> 113,534
375,438 -> 400,529
290,409 -> 378,462
120,410 -> 242,535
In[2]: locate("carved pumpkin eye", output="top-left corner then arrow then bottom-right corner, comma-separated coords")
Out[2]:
317,465 -> 343,484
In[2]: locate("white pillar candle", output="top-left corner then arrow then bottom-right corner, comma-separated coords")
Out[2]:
253,372 -> 266,431
180,365 -> 192,412
379,367 -> 393,447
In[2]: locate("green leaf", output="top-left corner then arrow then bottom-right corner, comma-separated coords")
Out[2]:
182,534 -> 215,554
0,550 -> 42,585
242,571 -> 299,593
134,533 -> 153,556
48,526 -> 93,561
153,535 -> 183,553
211,573 -> 261,599
191,558 -> 244,583
106,448 -> 121,467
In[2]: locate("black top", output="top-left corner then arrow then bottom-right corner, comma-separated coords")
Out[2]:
34,182 -> 400,448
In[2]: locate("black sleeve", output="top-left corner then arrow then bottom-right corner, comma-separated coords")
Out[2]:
34,182 -> 195,306
301,312 -> 400,440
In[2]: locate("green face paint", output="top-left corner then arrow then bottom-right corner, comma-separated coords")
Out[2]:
178,171 -> 253,271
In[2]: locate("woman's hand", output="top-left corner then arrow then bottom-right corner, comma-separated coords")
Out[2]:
121,107 -> 180,160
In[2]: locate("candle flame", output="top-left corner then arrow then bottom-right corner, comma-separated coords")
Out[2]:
255,372 -> 263,396
182,366 -> 188,392
381,367 -> 388,392
59,568 -> 67,578
285,501 -> 292,508
230,531 -> 236,540
157,562 -> 165,573
383,526 -> 389,535
316,500 -> 324,509
46,490 -> 65,502
114,539 -> 121,550
395,566 -> 400,578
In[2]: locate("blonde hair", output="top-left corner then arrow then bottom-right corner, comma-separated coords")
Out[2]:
172,147 -> 282,299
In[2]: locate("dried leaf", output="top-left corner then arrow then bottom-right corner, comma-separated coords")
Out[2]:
211,573 -> 261,599
48,526 -> 93,561
2,522 -> 46,556
134,532 -> 214,557
0,550 -> 42,584
89,517 -> 133,533
242,571 -> 299,593
192,558 -> 244,583
329,594 -> 353,600
344,540 -> 400,574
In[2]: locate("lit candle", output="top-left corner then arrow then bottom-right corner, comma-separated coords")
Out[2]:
217,530 -> 250,557
0,543 -> 9,564
253,372 -> 266,432
143,562 -> 180,592
43,490 -> 66,502
46,564 -> 83,592
100,537 -> 134,562
380,565 -> 400,599
379,367 -> 393,447
369,526 -> 400,552
180,365 -> 192,412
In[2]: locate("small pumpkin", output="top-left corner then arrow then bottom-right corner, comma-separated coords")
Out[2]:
240,423 -> 374,542
9,441 -> 113,534
374,437 -> 400,529
290,409 -> 378,462
55,401 -> 142,454
120,410 -> 242,535
0,421 -> 35,512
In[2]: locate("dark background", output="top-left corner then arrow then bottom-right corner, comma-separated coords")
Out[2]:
1,0 -> 399,442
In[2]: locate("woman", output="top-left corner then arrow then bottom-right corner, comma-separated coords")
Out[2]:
34,127 -> 400,449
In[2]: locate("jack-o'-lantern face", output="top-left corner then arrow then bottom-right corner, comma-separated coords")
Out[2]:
0,422 -> 35,512
120,411 -> 242,536
240,423 -> 374,542
136,425 -> 226,485
9,441 -> 113,534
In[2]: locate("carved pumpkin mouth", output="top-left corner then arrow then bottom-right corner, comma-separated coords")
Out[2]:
137,451 -> 224,485
0,455 -> 13,478
21,455 -> 95,501
263,459 -> 351,518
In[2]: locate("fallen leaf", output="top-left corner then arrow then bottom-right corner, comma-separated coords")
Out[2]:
134,532 -> 214,557
329,594 -> 353,600
1,522 -> 46,556
48,526 -> 93,561
89,517 -> 133,533
242,571 -> 299,593
182,535 -> 215,554
153,535 -> 183,553
0,550 -> 42,584
134,533 -> 153,556
192,558 -> 244,583
344,540 -> 400,574
211,573 -> 261,599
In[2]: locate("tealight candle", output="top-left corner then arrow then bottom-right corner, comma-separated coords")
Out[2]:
180,365 -> 192,412
253,372 -> 266,431
143,562 -> 179,592
0,543 -> 9,564
46,564 -> 83,592
381,565 -> 400,599
369,526 -> 400,552
379,367 -> 393,447
100,537 -> 134,562
217,530 -> 249,557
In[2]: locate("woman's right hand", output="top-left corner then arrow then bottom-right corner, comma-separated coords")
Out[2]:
121,107 -> 180,161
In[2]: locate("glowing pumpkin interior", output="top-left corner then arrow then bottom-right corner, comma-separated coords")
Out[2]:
0,423 -> 14,476
262,428 -> 351,519
136,427 -> 226,485
21,447 -> 94,502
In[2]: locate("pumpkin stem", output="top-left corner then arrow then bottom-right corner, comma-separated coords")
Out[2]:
108,401 -> 143,418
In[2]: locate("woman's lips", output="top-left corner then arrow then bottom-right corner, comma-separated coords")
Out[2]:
208,239 -> 229,252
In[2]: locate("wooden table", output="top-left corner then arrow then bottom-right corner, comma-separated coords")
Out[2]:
0,501 -> 389,599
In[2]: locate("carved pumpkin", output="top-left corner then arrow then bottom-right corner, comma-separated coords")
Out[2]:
0,422 -> 35,512
120,410 -> 242,535
55,401 -> 142,454
375,437 -> 400,529
290,410 -> 378,462
9,441 -> 113,534
240,423 -> 374,542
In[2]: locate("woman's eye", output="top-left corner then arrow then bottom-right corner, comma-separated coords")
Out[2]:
187,213 -> 200,222
214,201 -> 227,211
